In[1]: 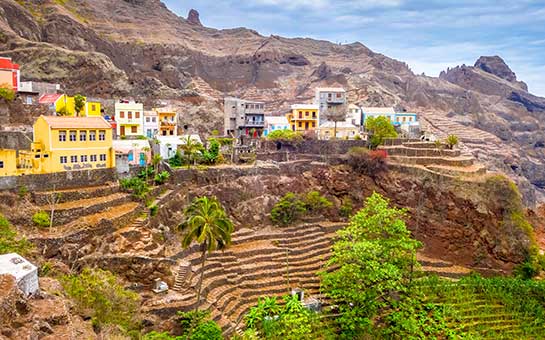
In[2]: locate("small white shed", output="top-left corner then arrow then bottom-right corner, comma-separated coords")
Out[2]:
156,134 -> 202,160
0,253 -> 39,296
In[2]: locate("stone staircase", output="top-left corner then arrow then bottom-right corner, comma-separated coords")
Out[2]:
172,261 -> 192,292
144,223 -> 345,335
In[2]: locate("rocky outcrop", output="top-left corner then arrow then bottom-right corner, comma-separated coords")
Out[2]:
474,56 -> 528,90
187,9 -> 202,26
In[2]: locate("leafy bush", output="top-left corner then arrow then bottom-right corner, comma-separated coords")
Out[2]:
339,196 -> 353,219
169,150 -> 183,167
154,171 -> 170,185
303,191 -> 332,215
0,84 -> 15,101
270,193 -> 307,226
74,94 -> 85,115
143,331 -> 180,340
149,204 -> 158,217
0,213 -> 32,255
61,268 -> 140,330
267,129 -> 303,143
202,138 -> 221,165
18,185 -> 29,199
446,134 -> 459,149
32,211 -> 50,228
120,176 -> 149,199
348,147 -> 388,177
177,311 -> 222,340
138,166 -> 155,181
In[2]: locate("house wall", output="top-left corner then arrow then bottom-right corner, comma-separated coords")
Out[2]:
0,168 -> 117,191
85,101 -> 101,117
115,102 -> 144,137
0,149 -> 17,176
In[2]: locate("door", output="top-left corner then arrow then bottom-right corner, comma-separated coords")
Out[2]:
139,153 -> 145,166
120,125 -> 125,136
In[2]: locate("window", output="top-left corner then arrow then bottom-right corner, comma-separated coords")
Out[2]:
34,154 -> 40,159
0,161 -> 4,168
100,154 -> 106,161
336,93 -> 342,98
90,155 -> 97,162
312,122 -> 315,127
44,154 -> 49,158
305,111 -> 309,117
99,130 -> 105,141
152,117 -> 156,122
69,131 -> 77,141
60,156 -> 67,164
146,117 -> 150,123
298,112 -> 302,119
91,104 -> 96,111
59,131 -> 67,142
26,97 -> 33,105
80,131 -> 87,141
89,131 -> 96,141
81,155 -> 87,162
70,155 -> 77,163
131,126 -> 137,133
298,122 -> 302,128
120,111 -> 125,118
135,112 -> 140,119
128,112 -> 132,119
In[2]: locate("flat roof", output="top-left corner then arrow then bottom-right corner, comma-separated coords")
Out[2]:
38,93 -> 63,105
291,104 -> 319,110
0,253 -> 37,281
361,107 -> 396,114
315,87 -> 346,92
40,115 -> 112,129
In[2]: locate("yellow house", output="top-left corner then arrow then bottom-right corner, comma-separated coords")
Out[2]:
0,149 -> 17,176
31,115 -> 115,173
286,104 -> 319,132
318,121 -> 360,140
38,94 -> 101,117
155,107 -> 177,136
115,101 -> 144,137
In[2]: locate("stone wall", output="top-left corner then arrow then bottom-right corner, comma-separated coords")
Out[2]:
0,168 -> 117,192
260,139 -> 367,155
0,131 -> 32,149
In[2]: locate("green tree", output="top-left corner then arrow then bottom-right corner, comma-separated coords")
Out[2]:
270,192 -> 307,226
178,196 -> 234,310
152,154 -> 162,177
74,94 -> 86,116
61,268 -> 140,331
202,138 -> 221,165
180,136 -> 202,169
365,116 -> 397,148
320,192 -> 422,337
0,84 -> 15,101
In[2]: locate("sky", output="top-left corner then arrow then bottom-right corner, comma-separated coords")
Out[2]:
164,1 -> 545,96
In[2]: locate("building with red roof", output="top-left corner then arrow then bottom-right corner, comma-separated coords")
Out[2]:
0,57 -> 20,92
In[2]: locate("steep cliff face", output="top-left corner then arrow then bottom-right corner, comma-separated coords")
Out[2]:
0,0 -> 544,203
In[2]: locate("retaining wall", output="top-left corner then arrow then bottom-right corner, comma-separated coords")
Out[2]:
0,168 -> 117,191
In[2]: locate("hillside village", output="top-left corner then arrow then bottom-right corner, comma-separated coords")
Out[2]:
1,50 -> 545,340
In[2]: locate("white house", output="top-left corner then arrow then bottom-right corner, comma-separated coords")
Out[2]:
346,104 -> 362,127
263,116 -> 290,136
0,253 -> 39,296
143,111 -> 159,138
156,134 -> 202,160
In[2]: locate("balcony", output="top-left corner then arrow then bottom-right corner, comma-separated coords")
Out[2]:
243,119 -> 264,127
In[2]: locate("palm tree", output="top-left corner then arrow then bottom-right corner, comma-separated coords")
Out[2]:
152,154 -> 162,177
179,136 -> 202,169
179,196 -> 234,310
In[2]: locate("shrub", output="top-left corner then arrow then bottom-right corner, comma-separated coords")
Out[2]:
446,134 -> 459,149
191,320 -> 222,340
177,311 -> 222,340
270,193 -> 307,226
149,204 -> 158,217
74,94 -> 85,115
339,197 -> 353,219
365,116 -> 397,148
303,191 -> 332,215
169,150 -> 183,167
348,147 -> 388,177
267,129 -> 303,143
32,211 -> 50,228
61,268 -> 140,330
0,84 -> 15,101
202,138 -> 221,165
154,171 -> 170,185
120,176 -> 149,199
0,213 -> 32,255
18,185 -> 29,199
354,134 -> 362,140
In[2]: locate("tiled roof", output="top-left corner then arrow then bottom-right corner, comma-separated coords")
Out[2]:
361,107 -> 396,114
265,116 -> 289,125
291,104 -> 319,110
40,115 -> 112,129
38,93 -> 63,105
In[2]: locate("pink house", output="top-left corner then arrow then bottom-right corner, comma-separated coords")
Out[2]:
112,139 -> 152,167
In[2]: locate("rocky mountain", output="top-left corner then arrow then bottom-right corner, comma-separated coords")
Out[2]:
0,0 -> 544,204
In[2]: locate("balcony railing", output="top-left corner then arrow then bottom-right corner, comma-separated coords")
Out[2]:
244,119 -> 264,127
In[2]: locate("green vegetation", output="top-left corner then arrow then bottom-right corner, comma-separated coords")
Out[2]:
243,295 -> 332,340
61,268 -> 140,331
149,204 -> 159,217
365,116 -> 397,148
144,311 -> 222,340
270,192 -> 307,226
178,196 -> 234,310
0,84 -> 15,101
339,196 -> 353,220
74,94 -> 85,116
32,210 -> 50,228
266,129 -> 303,143
18,185 -> 29,199
180,136 -> 203,169
347,147 -> 388,177
0,213 -> 32,255
321,192 -> 422,337
202,138 -> 222,165
120,176 -> 150,199
154,171 -> 170,185
302,190 -> 333,214
446,134 -> 459,149
169,150 -> 183,167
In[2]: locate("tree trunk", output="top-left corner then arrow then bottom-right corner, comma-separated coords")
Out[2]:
196,243 -> 208,311
333,121 -> 337,140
